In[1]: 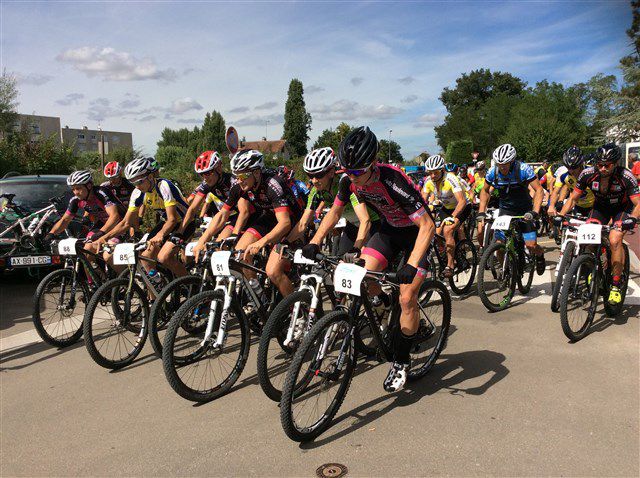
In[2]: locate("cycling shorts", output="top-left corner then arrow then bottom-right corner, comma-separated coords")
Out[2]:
493,208 -> 537,243
362,222 -> 430,271
436,203 -> 472,225
244,212 -> 283,240
587,204 -> 634,227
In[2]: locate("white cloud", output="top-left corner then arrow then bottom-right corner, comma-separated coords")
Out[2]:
56,93 -> 84,106
233,113 -> 284,127
306,85 -> 325,94
413,113 -> 442,129
360,40 -> 392,58
400,95 -> 418,104
56,46 -> 177,82
119,99 -> 141,109
350,77 -> 364,87
255,101 -> 277,110
168,97 -> 202,114
229,106 -> 250,113
138,115 -> 156,122
310,100 -> 403,121
177,118 -> 203,124
398,76 -> 416,85
15,72 -> 53,86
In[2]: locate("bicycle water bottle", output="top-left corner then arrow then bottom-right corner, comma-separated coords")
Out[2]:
148,269 -> 163,291
249,278 -> 265,303
27,216 -> 39,233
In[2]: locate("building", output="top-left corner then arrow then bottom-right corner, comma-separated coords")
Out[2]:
7,114 -> 62,143
61,126 -> 133,156
240,139 -> 292,161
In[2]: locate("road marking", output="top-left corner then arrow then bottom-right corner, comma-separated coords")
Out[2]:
0,327 -> 46,353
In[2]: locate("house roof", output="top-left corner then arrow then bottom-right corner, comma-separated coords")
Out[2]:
242,140 -> 288,154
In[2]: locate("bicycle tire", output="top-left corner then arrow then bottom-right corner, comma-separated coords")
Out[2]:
83,277 -> 149,369
551,241 -> 575,313
448,239 -> 477,295
408,279 -> 451,380
148,274 -> 203,357
517,250 -> 535,294
32,268 -> 88,348
0,219 -> 19,256
162,289 -> 250,402
559,254 -> 598,341
280,310 -> 355,442
603,244 -> 630,317
477,242 -> 516,312
257,289 -> 316,402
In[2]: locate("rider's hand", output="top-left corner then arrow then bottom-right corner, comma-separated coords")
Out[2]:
621,217 -> 638,231
397,263 -> 418,284
342,247 -> 360,263
475,212 -> 486,225
524,211 -> 539,222
193,241 -> 205,262
301,243 -> 320,260
548,208 -> 557,217
243,241 -> 264,261
553,215 -> 564,228
148,234 -> 164,247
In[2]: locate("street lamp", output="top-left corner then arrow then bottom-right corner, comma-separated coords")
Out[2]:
388,129 -> 393,163
265,120 -> 269,141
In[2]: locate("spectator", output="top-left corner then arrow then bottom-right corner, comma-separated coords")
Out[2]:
630,153 -> 640,181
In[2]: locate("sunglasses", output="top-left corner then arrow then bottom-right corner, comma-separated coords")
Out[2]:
307,170 -> 330,180
131,176 -> 148,186
200,170 -> 216,178
597,162 -> 615,169
234,171 -> 254,181
344,166 -> 370,177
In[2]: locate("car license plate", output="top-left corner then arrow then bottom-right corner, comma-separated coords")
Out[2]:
9,255 -> 52,266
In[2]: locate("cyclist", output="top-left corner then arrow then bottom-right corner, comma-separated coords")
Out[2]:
265,147 -> 378,296
277,165 -> 309,210
548,147 -> 593,218
192,149 -> 302,273
422,154 -> 471,277
301,126 -> 436,393
556,143 -> 640,305
477,143 -> 547,275
471,160 -> 499,248
156,150 -> 249,276
47,170 -> 125,255
101,161 -> 134,207
99,157 -> 189,276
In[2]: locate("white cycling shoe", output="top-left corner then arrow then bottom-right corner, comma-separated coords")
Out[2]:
383,361 -> 409,392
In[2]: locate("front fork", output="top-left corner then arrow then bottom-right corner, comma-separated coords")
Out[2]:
202,276 -> 235,348
283,275 -> 322,348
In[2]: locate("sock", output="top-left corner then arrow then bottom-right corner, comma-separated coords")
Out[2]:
393,328 -> 415,364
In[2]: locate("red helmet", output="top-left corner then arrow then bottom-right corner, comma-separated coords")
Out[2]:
194,151 -> 222,174
103,161 -> 122,178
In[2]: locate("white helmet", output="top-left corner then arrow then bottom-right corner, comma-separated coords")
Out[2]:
124,157 -> 153,180
67,170 -> 93,186
492,144 -> 517,164
231,150 -> 264,174
304,147 -> 336,175
424,154 -> 445,171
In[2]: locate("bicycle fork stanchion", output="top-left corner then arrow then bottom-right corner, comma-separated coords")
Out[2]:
284,274 -> 323,348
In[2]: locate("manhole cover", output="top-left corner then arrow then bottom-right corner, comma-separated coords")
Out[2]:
316,463 -> 348,478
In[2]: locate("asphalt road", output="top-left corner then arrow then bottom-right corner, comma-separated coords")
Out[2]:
1,244 -> 639,477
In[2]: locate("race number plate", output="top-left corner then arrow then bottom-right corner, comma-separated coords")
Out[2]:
293,249 -> 316,265
492,215 -> 512,230
57,238 -> 77,255
210,251 -> 231,276
577,224 -> 601,244
185,242 -> 198,257
334,263 -> 367,296
113,243 -> 136,265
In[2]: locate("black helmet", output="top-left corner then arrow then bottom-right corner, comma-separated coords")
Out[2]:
595,143 -> 621,164
338,126 -> 379,170
563,146 -> 584,169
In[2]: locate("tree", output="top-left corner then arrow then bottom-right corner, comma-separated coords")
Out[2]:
0,128 -> 75,177
157,126 -> 201,155
312,122 -> 354,151
445,140 -> 474,165
200,110 -> 226,153
0,71 -> 19,134
620,0 -> 639,97
377,139 -> 403,163
155,145 -> 199,193
282,79 -> 312,157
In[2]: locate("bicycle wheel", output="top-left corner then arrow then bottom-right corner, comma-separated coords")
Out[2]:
32,268 -> 88,348
477,242 -> 516,312
448,239 -> 477,295
162,289 -> 250,402
551,241 -> 575,312
409,279 -> 451,380
280,310 -> 355,442
559,255 -> 598,341
148,275 -> 203,357
603,244 -> 630,318
257,289 -> 317,402
0,219 -> 19,256
83,277 -> 149,369
517,249 -> 535,294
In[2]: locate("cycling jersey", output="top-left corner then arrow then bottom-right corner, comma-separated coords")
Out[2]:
334,164 -> 430,228
100,179 -> 134,207
193,172 -> 236,217
65,186 -> 124,225
575,166 -> 640,210
223,169 -> 302,221
128,178 -> 189,219
486,161 -> 536,214
422,172 -> 464,210
306,175 -> 380,223
554,170 -> 594,208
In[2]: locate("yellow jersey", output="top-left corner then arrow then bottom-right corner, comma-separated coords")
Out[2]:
422,173 -> 465,210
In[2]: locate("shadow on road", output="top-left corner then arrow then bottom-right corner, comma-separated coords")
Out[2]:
0,339 -> 83,371
300,348 -> 509,449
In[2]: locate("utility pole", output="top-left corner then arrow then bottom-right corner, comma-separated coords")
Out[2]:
99,126 -> 105,171
265,120 -> 269,141
388,129 -> 393,163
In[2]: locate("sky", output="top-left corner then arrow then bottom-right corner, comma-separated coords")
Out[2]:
1,0 -> 633,160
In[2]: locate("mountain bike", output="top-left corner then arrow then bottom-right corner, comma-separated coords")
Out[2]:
550,213 -> 586,313
161,246 -> 280,402
279,255 -> 451,442
559,224 -> 632,341
476,215 -> 535,312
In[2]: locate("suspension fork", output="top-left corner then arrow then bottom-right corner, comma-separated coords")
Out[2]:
202,277 -> 235,347
284,274 -> 322,347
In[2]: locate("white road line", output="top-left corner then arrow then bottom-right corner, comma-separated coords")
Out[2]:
0,327 -> 47,353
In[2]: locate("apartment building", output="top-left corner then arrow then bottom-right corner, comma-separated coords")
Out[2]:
60,126 -> 133,155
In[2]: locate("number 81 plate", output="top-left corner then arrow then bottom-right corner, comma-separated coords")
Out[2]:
334,263 -> 367,296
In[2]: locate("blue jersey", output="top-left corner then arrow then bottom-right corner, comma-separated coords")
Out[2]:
485,161 -> 536,214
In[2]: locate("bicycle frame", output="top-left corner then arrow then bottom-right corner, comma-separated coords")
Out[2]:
0,203 -> 58,242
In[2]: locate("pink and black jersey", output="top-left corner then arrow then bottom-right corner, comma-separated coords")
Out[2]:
193,172 -> 235,213
576,166 -> 640,210
334,164 -> 430,228
65,186 -> 124,225
100,179 -> 134,207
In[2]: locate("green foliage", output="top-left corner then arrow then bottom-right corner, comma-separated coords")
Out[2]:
445,140 -> 474,165
283,79 -> 312,157
200,111 -> 226,152
312,122 -> 353,151
620,0 -> 639,97
157,126 -> 202,156
378,139 -> 404,163
0,129 -> 75,176
0,71 -> 19,134
155,145 -> 199,193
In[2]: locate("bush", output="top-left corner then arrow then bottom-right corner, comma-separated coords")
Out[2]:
445,140 -> 474,165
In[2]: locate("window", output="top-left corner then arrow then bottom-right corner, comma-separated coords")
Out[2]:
77,133 -> 85,140
31,123 -> 41,134
90,134 -> 96,140
111,135 -> 120,144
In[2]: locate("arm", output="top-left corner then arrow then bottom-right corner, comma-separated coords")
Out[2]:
407,213 -> 435,269
232,198 -> 251,235
48,214 -> 73,236
450,190 -> 468,223
149,205 -> 181,246
352,202 -> 371,250
548,184 -> 565,215
98,205 -> 122,234
287,208 -> 314,243
310,202 -> 346,246
558,189 -> 580,216
478,180 -> 492,214
198,208 -> 231,245
256,209 -> 292,248
529,178 -> 544,214
178,194 -> 205,234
